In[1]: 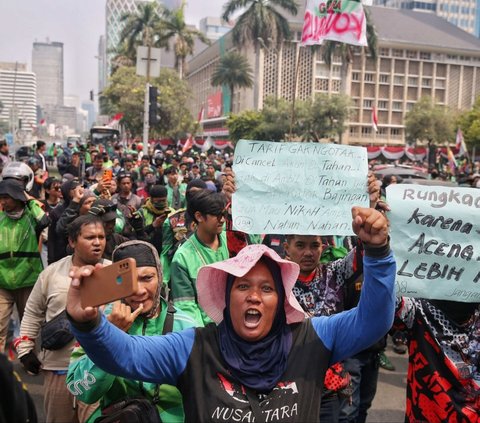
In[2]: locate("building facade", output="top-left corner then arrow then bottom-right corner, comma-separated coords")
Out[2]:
373,0 -> 480,37
199,17 -> 233,42
32,41 -> 64,107
186,6 -> 480,146
105,0 -> 178,76
0,62 -> 37,132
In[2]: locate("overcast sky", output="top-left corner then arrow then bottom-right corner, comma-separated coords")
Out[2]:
0,0 -> 225,105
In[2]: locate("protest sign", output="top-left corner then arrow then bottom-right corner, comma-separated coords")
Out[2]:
387,184 -> 480,302
302,0 -> 367,47
232,140 -> 369,235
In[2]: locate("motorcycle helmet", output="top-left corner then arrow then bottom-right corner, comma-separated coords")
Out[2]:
2,161 -> 34,192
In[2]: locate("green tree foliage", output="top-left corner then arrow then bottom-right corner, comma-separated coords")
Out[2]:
302,94 -> 351,142
405,96 -> 455,145
458,96 -> 480,149
226,110 -> 263,143
158,3 -> 210,79
226,95 -> 351,143
211,52 -> 254,113
222,0 -> 298,49
102,67 -> 194,138
119,2 -> 163,56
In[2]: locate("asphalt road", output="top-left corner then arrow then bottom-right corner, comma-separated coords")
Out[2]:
13,341 -> 408,423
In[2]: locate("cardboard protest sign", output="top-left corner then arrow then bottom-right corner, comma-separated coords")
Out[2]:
232,140 -> 369,235
387,184 -> 480,302
302,0 -> 368,47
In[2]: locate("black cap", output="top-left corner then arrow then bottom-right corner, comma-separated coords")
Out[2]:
88,198 -> 117,222
0,179 -> 27,202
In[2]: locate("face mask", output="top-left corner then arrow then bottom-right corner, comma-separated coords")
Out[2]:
153,201 -> 167,210
6,209 -> 25,220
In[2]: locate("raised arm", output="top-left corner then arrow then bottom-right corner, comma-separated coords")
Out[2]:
311,207 -> 396,363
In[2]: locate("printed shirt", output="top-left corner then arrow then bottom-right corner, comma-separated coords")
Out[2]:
292,247 -> 362,318
71,253 -> 396,423
170,231 -> 229,326
394,298 -> 480,422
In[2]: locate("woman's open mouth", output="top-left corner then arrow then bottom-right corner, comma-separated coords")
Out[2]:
244,309 -> 262,328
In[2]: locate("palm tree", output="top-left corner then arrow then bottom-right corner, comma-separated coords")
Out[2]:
211,52 -> 254,114
118,2 -> 163,57
222,0 -> 298,108
158,2 -> 210,79
109,40 -> 136,75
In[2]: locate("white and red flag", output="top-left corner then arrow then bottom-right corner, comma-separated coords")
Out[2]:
372,106 -> 378,132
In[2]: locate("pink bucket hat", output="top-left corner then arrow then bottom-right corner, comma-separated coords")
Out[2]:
197,244 -> 307,324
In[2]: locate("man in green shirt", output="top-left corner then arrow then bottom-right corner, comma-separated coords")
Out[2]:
67,241 -> 197,422
170,190 -> 229,325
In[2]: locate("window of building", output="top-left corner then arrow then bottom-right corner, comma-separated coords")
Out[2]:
420,52 -> 431,60
392,49 -> 404,58
332,80 -> 341,92
392,101 -> 402,110
379,74 -> 389,83
406,103 -> 415,111
364,73 -> 374,82
379,48 -> 390,57
378,100 -> 388,109
352,72 -> 360,81
422,78 -> 431,87
378,127 -> 388,135
361,127 -> 372,137
435,79 -> 445,88
394,75 -> 404,85
363,99 -> 373,108
332,65 -> 341,77
352,98 -> 360,107
391,128 -> 401,137
406,50 -> 417,59
349,127 -> 358,136
408,76 -> 418,86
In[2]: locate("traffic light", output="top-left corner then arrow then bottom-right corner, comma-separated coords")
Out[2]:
149,85 -> 159,126
90,90 -> 94,101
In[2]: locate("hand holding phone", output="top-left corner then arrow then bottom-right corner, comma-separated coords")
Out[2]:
103,169 -> 113,182
80,259 -> 138,308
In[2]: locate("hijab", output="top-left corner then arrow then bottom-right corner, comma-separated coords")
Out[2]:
218,256 -> 292,393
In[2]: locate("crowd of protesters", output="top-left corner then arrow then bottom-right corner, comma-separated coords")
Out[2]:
0,137 -> 478,423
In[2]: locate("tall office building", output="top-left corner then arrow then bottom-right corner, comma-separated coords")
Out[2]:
32,40 -> 64,107
373,0 -> 480,37
0,62 -> 37,132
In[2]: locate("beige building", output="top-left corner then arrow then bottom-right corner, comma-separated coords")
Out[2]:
186,6 -> 480,145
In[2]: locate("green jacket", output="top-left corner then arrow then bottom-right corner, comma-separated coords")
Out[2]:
0,201 -> 48,290
67,300 -> 197,423
170,231 -> 229,326
166,183 -> 187,210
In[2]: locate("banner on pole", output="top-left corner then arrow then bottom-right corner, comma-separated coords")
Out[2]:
387,184 -> 480,302
302,0 -> 368,47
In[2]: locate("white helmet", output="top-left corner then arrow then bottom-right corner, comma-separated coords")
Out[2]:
2,161 -> 34,192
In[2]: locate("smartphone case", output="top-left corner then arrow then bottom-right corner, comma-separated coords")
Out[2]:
80,258 -> 138,308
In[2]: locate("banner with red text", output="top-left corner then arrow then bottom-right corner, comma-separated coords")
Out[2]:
302,0 -> 367,47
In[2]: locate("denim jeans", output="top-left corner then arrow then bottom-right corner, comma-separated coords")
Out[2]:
338,351 -> 380,423
320,392 -> 340,422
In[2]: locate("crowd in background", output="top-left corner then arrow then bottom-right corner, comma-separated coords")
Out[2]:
0,137 -> 478,423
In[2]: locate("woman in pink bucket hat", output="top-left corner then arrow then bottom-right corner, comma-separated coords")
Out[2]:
66,207 -> 395,422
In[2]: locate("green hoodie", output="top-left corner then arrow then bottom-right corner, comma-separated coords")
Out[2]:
0,200 -> 48,290
67,299 -> 197,422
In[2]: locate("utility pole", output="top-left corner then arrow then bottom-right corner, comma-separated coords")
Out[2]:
137,45 -> 161,155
